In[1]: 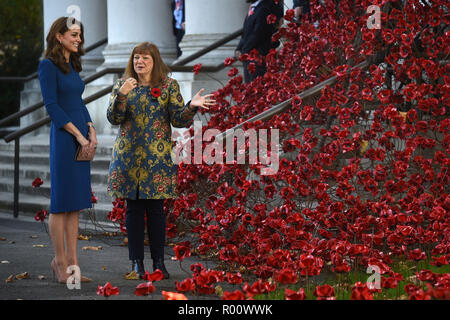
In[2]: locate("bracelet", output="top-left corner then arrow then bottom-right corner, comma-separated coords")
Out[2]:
117,92 -> 127,100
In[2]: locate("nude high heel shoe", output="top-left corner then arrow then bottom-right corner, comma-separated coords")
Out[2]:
51,258 -> 70,284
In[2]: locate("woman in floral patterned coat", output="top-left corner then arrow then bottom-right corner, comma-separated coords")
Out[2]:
107,42 -> 214,279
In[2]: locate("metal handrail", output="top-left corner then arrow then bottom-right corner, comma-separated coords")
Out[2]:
0,38 -> 108,83
4,85 -> 115,142
172,29 -> 243,66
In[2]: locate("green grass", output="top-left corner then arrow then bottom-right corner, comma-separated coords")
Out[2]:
254,258 -> 449,300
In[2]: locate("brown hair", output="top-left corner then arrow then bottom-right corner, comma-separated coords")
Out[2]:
123,42 -> 171,87
44,17 -> 85,74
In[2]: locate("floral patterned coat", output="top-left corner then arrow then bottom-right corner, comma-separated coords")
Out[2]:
106,77 -> 197,200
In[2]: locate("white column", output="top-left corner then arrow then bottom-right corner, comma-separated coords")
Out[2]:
178,0 -> 248,65
102,0 -> 177,68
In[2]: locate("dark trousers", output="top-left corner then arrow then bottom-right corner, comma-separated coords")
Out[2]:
125,198 -> 165,261
243,60 -> 267,83
174,28 -> 185,58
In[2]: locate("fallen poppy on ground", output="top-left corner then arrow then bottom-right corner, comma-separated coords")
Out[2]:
161,291 -> 188,300
135,282 -> 155,296
96,282 -> 119,297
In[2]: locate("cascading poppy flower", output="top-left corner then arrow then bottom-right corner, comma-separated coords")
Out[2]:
417,270 -> 436,283
222,290 -> 246,300
162,291 -> 188,300
176,278 -> 196,292
135,282 -> 155,296
381,277 -> 399,289
285,288 -> 306,300
193,63 -> 202,75
142,269 -> 164,282
91,190 -> 98,204
173,243 -> 191,261
266,14 -> 277,25
34,210 -> 48,222
351,282 -> 374,300
103,1 -> 449,300
97,282 -> 119,297
408,248 -> 427,261
274,268 -> 298,285
224,57 -> 235,66
32,177 -> 43,188
313,285 -> 335,300
226,272 -> 243,285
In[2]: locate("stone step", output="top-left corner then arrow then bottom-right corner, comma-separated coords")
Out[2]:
0,151 -> 113,170
0,134 -> 115,155
0,143 -> 113,157
0,175 -> 112,203
0,190 -> 115,223
23,78 -> 41,91
0,163 -> 110,185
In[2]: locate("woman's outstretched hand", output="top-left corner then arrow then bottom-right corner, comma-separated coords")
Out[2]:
190,88 -> 216,110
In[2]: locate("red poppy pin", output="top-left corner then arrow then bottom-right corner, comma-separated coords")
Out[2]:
151,88 -> 162,99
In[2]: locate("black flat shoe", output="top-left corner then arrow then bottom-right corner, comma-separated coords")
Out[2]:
153,257 -> 170,279
131,259 -> 145,279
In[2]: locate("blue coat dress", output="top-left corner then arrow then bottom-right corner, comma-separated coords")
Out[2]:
38,59 -> 92,214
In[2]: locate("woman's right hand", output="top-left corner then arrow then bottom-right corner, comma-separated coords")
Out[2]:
119,78 -> 138,95
76,134 -> 90,148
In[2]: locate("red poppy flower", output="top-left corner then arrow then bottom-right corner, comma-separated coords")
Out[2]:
32,177 -> 43,188
91,191 -> 98,204
381,277 -> 399,289
143,269 -> 164,282
284,9 -> 295,21
313,285 -> 335,300
409,289 -> 432,300
162,291 -> 188,300
285,288 -> 306,300
222,290 -> 246,300
417,270 -> 436,283
226,272 -> 243,285
267,14 -> 277,25
135,282 -> 155,296
430,255 -> 448,266
34,210 -> 48,222
97,282 -> 120,297
174,244 -> 191,261
243,280 -> 276,297
193,63 -> 202,75
408,248 -> 427,261
382,29 -> 395,44
151,88 -> 162,98
274,268 -> 298,284
228,67 -> 239,77
176,278 -> 195,292
224,57 -> 235,66
351,282 -> 374,300
247,62 -> 256,74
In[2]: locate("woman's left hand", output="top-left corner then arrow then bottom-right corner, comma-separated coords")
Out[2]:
190,88 -> 216,110
88,127 -> 98,150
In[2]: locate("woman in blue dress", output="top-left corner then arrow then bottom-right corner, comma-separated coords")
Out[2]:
38,17 -> 97,283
